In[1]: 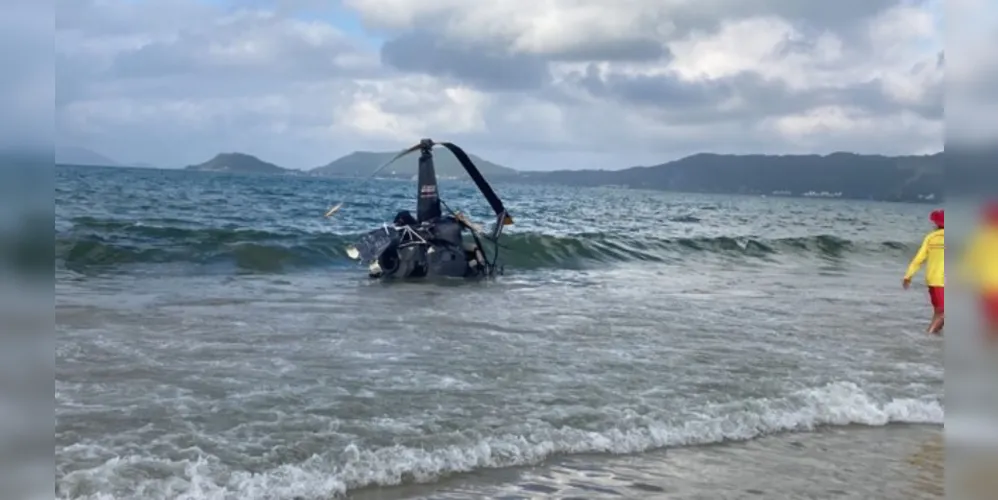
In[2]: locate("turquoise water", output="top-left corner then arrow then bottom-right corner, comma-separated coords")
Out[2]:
55,165 -> 943,499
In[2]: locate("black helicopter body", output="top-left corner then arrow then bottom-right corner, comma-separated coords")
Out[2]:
341,139 -> 513,280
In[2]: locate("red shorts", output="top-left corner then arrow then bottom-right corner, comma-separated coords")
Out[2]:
927,286 -> 944,314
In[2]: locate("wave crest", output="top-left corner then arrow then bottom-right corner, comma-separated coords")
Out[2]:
56,217 -> 916,273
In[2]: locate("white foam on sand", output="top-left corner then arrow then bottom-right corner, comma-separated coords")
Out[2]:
56,381 -> 943,500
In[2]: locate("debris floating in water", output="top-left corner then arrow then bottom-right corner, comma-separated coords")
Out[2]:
324,202 -> 343,218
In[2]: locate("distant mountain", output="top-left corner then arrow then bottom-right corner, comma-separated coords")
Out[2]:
56,146 -> 118,166
185,153 -> 295,175
518,152 -> 944,203
312,150 -> 519,180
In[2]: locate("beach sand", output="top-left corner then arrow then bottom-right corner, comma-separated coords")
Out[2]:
349,424 -> 944,499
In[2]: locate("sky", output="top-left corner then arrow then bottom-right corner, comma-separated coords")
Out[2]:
42,0 -> 959,170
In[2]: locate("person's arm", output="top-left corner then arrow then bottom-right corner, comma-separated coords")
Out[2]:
903,234 -> 929,286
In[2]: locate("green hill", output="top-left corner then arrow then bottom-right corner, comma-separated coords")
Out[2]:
179,148 -> 948,203
311,150 -> 519,180
518,151 -> 944,203
185,153 -> 291,174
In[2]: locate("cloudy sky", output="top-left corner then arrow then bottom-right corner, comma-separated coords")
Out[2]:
50,0 -> 951,170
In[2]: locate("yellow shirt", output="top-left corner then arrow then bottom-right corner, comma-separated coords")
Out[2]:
904,228 -> 944,287
961,226 -> 998,293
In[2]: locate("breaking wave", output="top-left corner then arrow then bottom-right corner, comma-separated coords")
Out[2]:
56,381 -> 941,500
56,216 -> 917,274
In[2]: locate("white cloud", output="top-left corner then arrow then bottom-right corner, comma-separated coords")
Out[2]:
50,0 -> 948,169
668,17 -> 803,81
333,77 -> 491,141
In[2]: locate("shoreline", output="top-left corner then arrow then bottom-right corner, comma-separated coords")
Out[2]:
349,424 -> 943,499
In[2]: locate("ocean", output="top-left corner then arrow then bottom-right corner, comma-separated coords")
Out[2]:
55,165 -> 944,499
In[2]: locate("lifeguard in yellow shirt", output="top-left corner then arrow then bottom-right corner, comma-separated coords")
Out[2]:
903,209 -> 945,334
961,202 -> 998,341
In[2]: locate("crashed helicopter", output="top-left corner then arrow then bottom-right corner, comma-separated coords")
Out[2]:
324,139 -> 514,280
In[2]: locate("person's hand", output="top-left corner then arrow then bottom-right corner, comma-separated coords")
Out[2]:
902,278 -> 911,290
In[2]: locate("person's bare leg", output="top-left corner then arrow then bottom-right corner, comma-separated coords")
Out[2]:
933,314 -> 943,334
928,313 -> 944,334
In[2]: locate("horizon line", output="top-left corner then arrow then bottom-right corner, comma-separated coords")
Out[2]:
52,148 -> 947,172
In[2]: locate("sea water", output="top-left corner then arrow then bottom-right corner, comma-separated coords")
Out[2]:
55,165 -> 943,499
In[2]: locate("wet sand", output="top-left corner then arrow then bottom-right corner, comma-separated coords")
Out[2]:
351,424 -> 943,499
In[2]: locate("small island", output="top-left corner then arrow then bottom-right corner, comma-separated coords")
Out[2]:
311,150 -> 519,180
184,152 -> 295,175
